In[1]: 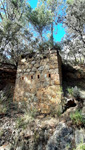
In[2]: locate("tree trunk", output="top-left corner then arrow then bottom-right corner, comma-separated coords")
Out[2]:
40,31 -> 43,42
50,22 -> 54,47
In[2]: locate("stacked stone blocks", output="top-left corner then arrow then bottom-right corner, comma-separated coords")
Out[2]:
14,50 -> 62,113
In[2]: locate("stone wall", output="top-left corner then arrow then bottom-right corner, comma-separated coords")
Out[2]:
14,50 -> 62,113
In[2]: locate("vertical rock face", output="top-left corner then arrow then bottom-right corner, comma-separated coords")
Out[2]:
0,63 -> 16,87
14,50 -> 62,113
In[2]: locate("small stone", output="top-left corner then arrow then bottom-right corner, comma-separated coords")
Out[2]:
26,69 -> 30,72
0,143 -> 12,150
17,69 -> 22,73
38,66 -> 44,71
32,67 -> 36,72
31,61 -> 35,65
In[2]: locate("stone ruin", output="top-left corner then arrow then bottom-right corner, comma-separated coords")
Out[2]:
14,49 -> 62,113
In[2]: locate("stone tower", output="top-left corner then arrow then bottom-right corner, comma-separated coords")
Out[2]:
14,49 -> 62,113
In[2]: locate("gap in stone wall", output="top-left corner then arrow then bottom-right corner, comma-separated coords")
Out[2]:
31,75 -> 33,79
49,74 -> 51,78
38,75 -> 40,79
22,76 -> 24,80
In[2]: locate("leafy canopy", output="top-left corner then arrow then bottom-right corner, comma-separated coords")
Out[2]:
26,1 -> 53,41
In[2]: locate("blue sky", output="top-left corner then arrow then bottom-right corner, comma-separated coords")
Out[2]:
29,0 -> 66,42
29,0 -> 38,8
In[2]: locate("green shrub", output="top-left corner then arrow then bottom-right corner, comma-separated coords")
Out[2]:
16,113 -> 34,129
29,107 -> 38,118
67,87 -> 73,96
16,117 -> 25,129
67,86 -> 80,99
70,110 -> 85,126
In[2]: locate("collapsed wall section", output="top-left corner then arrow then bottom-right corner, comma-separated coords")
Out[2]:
14,50 -> 62,113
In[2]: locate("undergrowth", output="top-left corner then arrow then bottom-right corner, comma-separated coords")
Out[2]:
70,110 -> 85,126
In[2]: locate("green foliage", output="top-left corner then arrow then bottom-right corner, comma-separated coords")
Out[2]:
42,0 -> 65,46
29,107 -> 38,118
18,100 -> 38,117
70,110 -> 85,126
0,129 -> 4,137
80,144 -> 85,150
73,143 -> 85,150
16,113 -> 34,129
0,0 -> 65,63
67,87 -> 73,96
67,86 -> 80,99
16,101 -> 38,129
64,0 -> 85,63
12,0 -> 17,7
0,0 -> 32,65
66,0 -> 74,4
26,1 -> 53,40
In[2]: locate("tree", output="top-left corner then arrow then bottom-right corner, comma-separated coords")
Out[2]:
26,2 -> 53,42
65,0 -> 85,47
45,0 -> 58,46
26,0 -> 66,48
62,37 -> 85,65
42,0 -> 66,47
0,0 -> 66,65
62,0 -> 85,65
0,0 -> 34,65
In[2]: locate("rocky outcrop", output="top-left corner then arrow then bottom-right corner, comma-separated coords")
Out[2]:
46,123 -> 74,150
0,62 -> 16,86
0,62 -> 17,115
0,118 -> 85,150
46,123 -> 85,150
75,129 -> 85,147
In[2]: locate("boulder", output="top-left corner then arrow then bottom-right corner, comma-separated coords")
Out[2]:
46,123 -> 74,150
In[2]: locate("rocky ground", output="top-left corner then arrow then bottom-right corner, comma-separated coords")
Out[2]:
0,98 -> 85,150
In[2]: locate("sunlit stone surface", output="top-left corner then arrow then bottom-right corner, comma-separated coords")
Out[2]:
14,50 -> 62,113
